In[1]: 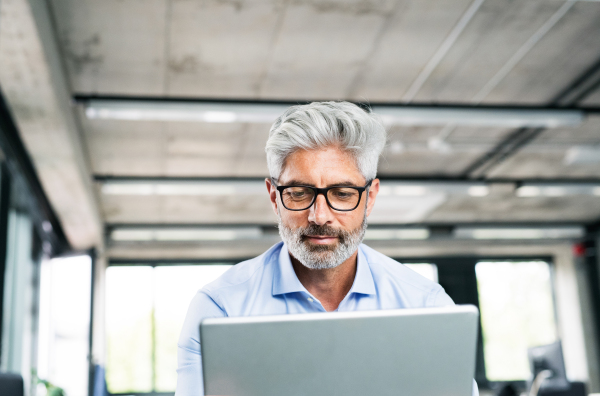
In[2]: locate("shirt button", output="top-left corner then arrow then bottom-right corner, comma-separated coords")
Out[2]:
307,297 -> 314,302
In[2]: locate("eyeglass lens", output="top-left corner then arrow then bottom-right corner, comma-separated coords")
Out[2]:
281,187 -> 361,210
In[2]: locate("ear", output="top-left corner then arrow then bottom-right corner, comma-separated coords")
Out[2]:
265,178 -> 279,216
365,178 -> 380,217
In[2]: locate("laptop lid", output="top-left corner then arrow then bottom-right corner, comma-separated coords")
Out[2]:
201,305 -> 479,396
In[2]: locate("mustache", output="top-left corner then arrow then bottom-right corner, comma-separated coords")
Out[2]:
299,224 -> 348,242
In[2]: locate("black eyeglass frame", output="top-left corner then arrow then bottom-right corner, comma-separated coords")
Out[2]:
274,179 -> 373,212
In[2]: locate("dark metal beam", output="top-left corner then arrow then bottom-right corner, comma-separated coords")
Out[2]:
105,222 -> 588,229
461,127 -> 545,178
462,54 -> 600,179
88,248 -> 96,396
0,163 -> 11,362
0,89 -> 70,254
94,174 -> 600,184
553,55 -> 600,106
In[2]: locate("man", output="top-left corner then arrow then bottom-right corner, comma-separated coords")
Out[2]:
176,101 -> 478,395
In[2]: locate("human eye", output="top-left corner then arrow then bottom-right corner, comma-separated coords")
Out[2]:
330,188 -> 357,200
286,187 -> 312,200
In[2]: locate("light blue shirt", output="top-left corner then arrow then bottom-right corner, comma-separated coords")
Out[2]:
176,242 -> 479,396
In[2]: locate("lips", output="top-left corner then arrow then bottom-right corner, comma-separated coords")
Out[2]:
305,235 -> 338,245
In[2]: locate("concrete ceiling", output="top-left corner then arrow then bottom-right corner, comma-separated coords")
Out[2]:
2,0 -> 600,255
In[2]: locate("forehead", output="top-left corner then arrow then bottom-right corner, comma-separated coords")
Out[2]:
278,146 -> 365,185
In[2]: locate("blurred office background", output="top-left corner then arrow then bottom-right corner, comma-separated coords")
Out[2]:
1,0 -> 600,395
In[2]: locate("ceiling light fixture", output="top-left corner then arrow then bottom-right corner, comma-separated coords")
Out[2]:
364,228 -> 430,240
101,181 -> 264,196
110,227 -> 263,242
100,180 -> 493,197
82,98 -> 585,128
376,182 -> 490,198
564,146 -> 600,165
454,226 -> 584,240
467,186 -> 490,197
516,183 -> 600,197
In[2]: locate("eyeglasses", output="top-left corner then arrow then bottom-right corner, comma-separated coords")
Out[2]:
275,180 -> 373,212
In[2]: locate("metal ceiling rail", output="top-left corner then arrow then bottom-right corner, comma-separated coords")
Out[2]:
93,174 -> 600,184
462,52 -> 600,178
73,95 -> 596,128
104,223 -> 586,242
94,176 -> 600,200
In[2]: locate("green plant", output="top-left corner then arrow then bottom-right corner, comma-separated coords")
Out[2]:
31,370 -> 66,396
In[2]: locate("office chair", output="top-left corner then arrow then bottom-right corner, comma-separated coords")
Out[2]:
0,372 -> 24,396
538,382 -> 587,396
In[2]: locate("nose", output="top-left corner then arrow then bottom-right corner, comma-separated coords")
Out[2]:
308,193 -> 333,225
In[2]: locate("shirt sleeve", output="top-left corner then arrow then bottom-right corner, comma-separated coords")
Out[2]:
473,379 -> 479,396
428,286 -> 455,307
175,291 -> 226,396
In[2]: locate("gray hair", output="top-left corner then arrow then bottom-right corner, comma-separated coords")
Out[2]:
265,101 -> 387,181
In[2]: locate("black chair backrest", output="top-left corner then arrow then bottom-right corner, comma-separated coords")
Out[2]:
539,381 -> 587,396
0,373 -> 24,396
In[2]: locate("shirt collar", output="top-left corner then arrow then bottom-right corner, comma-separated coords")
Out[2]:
349,246 -> 377,296
272,243 -> 376,296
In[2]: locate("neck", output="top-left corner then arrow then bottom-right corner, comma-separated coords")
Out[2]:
290,250 -> 358,312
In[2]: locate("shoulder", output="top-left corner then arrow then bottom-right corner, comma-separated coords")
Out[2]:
360,244 -> 454,307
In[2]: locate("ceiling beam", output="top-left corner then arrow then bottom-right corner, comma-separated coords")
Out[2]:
93,174 -> 600,184
74,95 -> 592,128
0,0 -> 103,250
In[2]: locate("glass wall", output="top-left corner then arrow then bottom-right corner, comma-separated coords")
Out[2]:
401,257 -> 559,388
104,258 -> 560,393
37,255 -> 92,396
476,261 -> 557,381
404,263 -> 438,282
105,265 -> 232,393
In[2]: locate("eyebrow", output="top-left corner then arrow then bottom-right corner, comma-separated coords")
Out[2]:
280,179 -> 361,187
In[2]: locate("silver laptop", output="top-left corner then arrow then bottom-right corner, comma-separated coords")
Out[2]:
201,305 -> 479,396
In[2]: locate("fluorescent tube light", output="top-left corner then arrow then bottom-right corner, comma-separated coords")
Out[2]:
100,180 -> 494,198
394,186 -> 429,196
454,227 -> 584,240
564,146 -> 600,165
380,182 -> 489,197
516,184 -> 600,197
467,186 -> 490,197
364,228 -> 430,240
101,181 -> 264,196
516,186 -> 541,197
83,99 -> 584,128
372,106 -> 583,128
85,100 -> 288,123
111,227 -> 263,242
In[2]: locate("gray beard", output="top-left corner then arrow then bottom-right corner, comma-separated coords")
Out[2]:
277,215 -> 367,270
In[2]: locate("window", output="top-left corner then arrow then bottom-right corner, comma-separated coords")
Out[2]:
403,263 -> 438,282
106,258 -> 560,392
105,265 -> 232,393
476,261 -> 558,381
397,256 -> 559,388
37,255 -> 92,396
